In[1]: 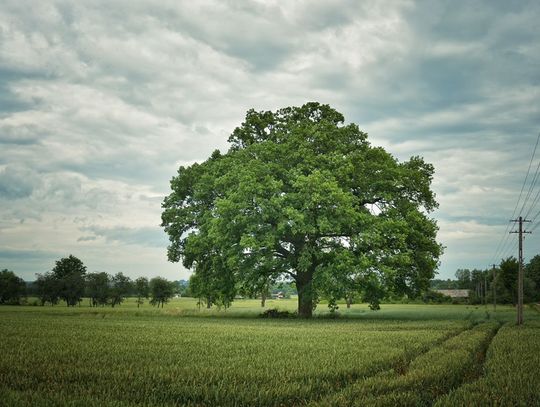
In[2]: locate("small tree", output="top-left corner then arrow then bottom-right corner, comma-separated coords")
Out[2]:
0,269 -> 26,304
110,272 -> 132,307
497,257 -> 519,305
35,272 -> 61,306
134,277 -> 150,308
52,255 -> 87,306
526,255 -> 540,302
85,272 -> 110,307
149,277 -> 175,308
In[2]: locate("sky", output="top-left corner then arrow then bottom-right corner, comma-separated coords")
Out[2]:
0,0 -> 539,281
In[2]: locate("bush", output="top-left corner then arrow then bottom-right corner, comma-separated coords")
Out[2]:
422,290 -> 452,304
260,308 -> 296,318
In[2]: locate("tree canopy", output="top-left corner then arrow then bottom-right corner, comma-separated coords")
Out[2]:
149,277 -> 175,308
51,255 -> 87,306
162,103 -> 442,317
0,269 -> 26,305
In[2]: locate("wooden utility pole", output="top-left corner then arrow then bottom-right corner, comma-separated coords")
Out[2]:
510,216 -> 531,325
484,273 -> 488,307
491,264 -> 497,311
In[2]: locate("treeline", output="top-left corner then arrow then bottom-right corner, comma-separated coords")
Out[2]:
0,255 -> 178,308
431,255 -> 540,304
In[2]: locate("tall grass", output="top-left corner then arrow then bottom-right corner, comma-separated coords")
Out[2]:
436,321 -> 540,406
0,307 -> 464,406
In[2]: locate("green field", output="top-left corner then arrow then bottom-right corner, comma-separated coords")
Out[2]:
1,300 -> 539,406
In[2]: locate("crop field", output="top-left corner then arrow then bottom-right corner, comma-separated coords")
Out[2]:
1,300 -> 539,406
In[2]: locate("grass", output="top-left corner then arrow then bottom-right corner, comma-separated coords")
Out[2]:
1,299 -> 539,406
435,320 -> 540,406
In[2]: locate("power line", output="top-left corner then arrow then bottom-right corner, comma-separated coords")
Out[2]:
518,157 -> 540,217
490,133 -> 540,265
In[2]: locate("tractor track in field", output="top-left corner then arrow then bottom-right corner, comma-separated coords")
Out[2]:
299,323 -> 477,407
431,322 -> 503,407
304,321 -> 502,407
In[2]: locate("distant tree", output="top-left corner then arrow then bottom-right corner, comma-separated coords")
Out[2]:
270,281 -> 296,299
430,279 -> 459,290
238,277 -> 272,307
174,280 -> 189,297
35,272 -> 61,306
52,255 -> 87,306
422,290 -> 452,304
85,272 -> 110,307
0,269 -> 26,304
149,277 -> 175,308
110,272 -> 132,307
497,257 -> 518,304
526,255 -> 540,302
455,269 -> 472,290
134,277 -> 150,308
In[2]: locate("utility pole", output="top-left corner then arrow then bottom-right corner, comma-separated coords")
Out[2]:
484,273 -> 488,307
491,264 -> 497,311
510,216 -> 531,325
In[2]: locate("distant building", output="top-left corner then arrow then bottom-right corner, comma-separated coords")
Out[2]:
271,291 -> 284,299
435,289 -> 469,298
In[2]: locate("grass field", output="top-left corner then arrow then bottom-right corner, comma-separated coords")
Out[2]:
1,299 -> 539,406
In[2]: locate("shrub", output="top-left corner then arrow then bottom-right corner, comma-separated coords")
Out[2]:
260,308 -> 296,318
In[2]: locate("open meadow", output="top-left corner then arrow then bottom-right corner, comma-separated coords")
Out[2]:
1,300 -> 540,406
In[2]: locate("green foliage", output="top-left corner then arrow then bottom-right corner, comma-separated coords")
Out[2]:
493,257 -> 536,304
526,255 -> 540,302
149,277 -> 175,308
52,255 -> 87,306
422,290 -> 452,304
109,272 -> 132,307
0,269 -> 26,304
85,272 -> 110,306
162,103 -> 442,317
430,278 -> 460,290
34,272 -> 61,305
134,277 -> 149,308
259,308 -> 296,318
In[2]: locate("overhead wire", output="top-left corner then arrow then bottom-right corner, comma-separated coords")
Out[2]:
490,133 -> 540,265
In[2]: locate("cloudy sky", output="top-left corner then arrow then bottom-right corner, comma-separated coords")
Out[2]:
1,0 -> 539,281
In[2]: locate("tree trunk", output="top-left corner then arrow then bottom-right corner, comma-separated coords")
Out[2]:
296,270 -> 314,318
346,296 -> 352,309
261,293 -> 266,307
206,297 -> 212,309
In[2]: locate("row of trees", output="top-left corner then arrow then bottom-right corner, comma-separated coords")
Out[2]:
431,254 -> 540,304
1,255 -> 177,308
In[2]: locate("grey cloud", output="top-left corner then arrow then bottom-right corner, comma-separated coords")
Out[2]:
0,123 -> 42,145
77,235 -> 96,242
81,225 -> 168,248
0,166 -> 40,199
0,248 -> 59,260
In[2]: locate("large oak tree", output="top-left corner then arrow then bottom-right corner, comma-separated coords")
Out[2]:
162,103 -> 442,317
